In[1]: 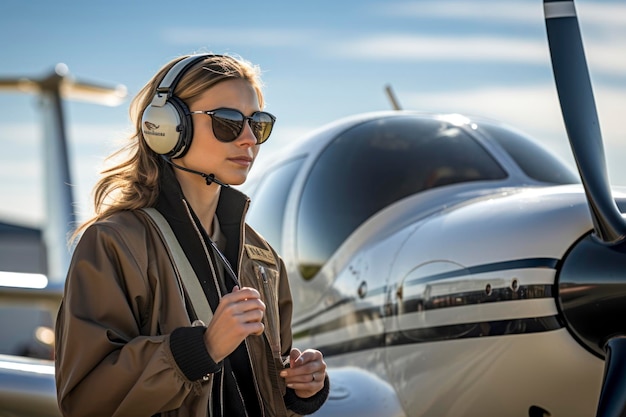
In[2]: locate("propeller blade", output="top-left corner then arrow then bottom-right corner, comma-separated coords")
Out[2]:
596,337 -> 626,417
545,2 -> 626,417
543,0 -> 626,244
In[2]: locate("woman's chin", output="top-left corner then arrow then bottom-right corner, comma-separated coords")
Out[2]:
223,175 -> 247,187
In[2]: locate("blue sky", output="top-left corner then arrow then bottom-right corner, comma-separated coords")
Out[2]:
1,0 -> 625,226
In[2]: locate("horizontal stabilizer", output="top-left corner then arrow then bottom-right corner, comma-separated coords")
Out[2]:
0,63 -> 127,106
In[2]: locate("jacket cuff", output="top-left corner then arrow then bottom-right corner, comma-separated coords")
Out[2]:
169,326 -> 221,381
284,374 -> 330,415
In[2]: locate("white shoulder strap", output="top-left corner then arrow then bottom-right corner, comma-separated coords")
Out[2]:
141,207 -> 213,325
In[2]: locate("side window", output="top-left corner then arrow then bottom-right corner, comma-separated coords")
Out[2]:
296,116 -> 507,280
246,157 -> 304,254
480,123 -> 579,184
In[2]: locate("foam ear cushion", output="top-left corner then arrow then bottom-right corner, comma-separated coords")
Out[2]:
142,95 -> 194,158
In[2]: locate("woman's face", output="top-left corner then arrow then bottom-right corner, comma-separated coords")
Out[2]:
177,78 -> 262,186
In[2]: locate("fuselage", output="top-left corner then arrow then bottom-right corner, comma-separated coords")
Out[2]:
242,110 -> 624,416
295,185 -> 625,416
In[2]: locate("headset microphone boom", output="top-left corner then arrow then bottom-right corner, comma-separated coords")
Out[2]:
544,1 -> 626,416
161,155 -> 230,188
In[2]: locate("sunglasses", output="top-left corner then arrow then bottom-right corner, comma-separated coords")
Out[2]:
190,108 -> 276,144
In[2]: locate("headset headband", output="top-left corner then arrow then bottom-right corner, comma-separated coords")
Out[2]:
157,54 -> 213,97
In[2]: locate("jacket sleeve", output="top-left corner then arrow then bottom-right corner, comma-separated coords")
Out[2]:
55,219 -> 205,417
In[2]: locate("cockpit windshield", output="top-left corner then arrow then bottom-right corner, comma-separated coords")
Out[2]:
296,116 -> 507,279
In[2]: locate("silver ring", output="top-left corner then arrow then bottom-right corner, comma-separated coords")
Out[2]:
312,373 -> 316,382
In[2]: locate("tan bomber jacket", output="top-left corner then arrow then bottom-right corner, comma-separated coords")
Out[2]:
55,204 -> 299,417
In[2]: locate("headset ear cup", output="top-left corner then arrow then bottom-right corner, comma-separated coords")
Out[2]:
142,54 -> 212,158
167,96 -> 193,158
141,96 -> 193,158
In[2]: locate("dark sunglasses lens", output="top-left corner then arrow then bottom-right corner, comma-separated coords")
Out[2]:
211,109 -> 245,142
210,109 -> 275,143
250,112 -> 275,144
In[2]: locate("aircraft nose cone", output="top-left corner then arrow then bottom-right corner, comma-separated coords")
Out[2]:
558,235 -> 626,358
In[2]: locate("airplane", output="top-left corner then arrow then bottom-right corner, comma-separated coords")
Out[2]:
0,64 -> 126,416
1,1 -> 624,416
238,1 -> 626,416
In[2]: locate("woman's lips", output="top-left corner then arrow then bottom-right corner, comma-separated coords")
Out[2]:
228,155 -> 253,167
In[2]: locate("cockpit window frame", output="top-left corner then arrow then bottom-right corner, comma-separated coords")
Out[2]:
294,115 -> 509,281
245,156 -> 306,254
476,122 -> 579,185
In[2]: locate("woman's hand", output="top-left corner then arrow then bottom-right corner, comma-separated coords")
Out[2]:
280,348 -> 327,398
203,286 -> 265,363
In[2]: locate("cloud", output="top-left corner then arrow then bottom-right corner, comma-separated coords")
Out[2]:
161,28 -> 626,77
403,83 -> 626,141
368,0 -> 626,70
161,20 -> 626,77
331,35 -> 548,64
328,34 -> 626,76
161,27 -> 314,48
377,1 -> 541,23
377,1 -> 626,27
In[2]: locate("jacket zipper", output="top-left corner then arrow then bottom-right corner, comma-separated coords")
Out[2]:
182,199 -> 224,299
182,198 -> 262,417
237,199 -> 267,417
255,265 -> 281,361
181,199 -> 230,416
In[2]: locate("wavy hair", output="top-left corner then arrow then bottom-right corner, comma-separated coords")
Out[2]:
72,54 -> 264,241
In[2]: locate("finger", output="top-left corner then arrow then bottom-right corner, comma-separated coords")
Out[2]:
235,298 -> 266,314
285,374 -> 324,398
285,361 -> 319,377
244,321 -> 265,336
238,308 -> 265,324
293,349 -> 322,367
284,374 -> 315,385
283,368 -> 318,384
231,287 -> 260,298
224,287 -> 262,304
238,286 -> 261,298
290,347 -> 302,368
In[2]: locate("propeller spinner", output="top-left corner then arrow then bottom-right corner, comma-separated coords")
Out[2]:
544,1 -> 626,416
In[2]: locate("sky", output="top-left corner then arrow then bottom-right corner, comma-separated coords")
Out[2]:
1,0 -> 625,227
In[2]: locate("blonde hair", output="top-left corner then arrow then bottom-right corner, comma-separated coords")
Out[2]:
72,54 -> 264,241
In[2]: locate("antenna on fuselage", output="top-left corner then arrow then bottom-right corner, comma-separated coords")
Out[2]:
384,84 -> 402,111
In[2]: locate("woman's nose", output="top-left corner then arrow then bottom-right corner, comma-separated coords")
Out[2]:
237,120 -> 258,146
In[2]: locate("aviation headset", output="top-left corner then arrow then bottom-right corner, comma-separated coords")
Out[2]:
141,53 -> 219,159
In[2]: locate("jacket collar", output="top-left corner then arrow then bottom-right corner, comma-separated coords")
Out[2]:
155,159 -> 250,229
154,161 -> 250,294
